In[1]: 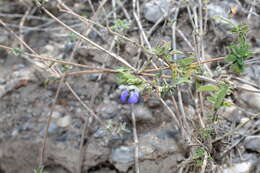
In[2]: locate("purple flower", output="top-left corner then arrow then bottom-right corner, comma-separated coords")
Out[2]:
120,90 -> 129,103
128,91 -> 139,104
120,89 -> 140,104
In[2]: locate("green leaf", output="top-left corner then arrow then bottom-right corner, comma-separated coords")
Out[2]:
212,16 -> 234,25
198,84 -> 219,92
225,55 -> 236,62
178,57 -> 196,66
207,96 -> 216,103
222,100 -> 233,107
171,50 -> 184,55
230,64 -> 242,73
214,84 -> 229,110
175,78 -> 191,85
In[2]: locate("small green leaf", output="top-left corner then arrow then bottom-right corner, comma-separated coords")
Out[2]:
214,84 -> 229,110
171,50 -> 184,55
198,84 -> 219,92
178,57 -> 196,66
212,16 -> 234,25
230,64 -> 242,73
225,55 -> 236,62
207,96 -> 216,103
222,100 -> 233,107
175,78 -> 191,85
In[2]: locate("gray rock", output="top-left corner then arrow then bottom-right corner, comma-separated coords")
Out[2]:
207,1 -> 240,39
97,101 -> 120,119
11,129 -> 19,136
132,105 -> 153,122
40,122 -> 58,136
207,1 -> 239,26
0,78 -> 6,85
111,146 -> 134,172
93,129 -> 107,138
223,161 -> 255,173
57,115 -> 72,128
233,153 -> 258,163
143,0 -> 170,23
244,64 -> 260,86
255,161 -> 260,173
124,37 -> 138,57
239,84 -> 260,111
52,111 -> 62,119
87,74 -> 99,81
244,136 -> 260,153
147,97 -> 161,108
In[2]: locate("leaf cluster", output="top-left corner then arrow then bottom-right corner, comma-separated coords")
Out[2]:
170,57 -> 199,86
111,19 -> 129,33
225,25 -> 253,73
153,42 -> 199,86
198,82 -> 232,111
192,147 -> 212,166
117,68 -> 143,86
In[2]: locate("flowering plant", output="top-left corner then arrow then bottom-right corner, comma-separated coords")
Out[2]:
119,85 -> 140,104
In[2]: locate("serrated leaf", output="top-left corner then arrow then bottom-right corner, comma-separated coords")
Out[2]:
198,84 -> 219,92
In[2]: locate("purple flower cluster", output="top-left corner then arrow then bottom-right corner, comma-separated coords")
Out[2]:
120,88 -> 140,104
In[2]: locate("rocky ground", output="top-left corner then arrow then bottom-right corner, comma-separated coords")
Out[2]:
0,0 -> 260,173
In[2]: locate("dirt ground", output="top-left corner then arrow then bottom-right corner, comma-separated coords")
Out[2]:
0,0 -> 260,173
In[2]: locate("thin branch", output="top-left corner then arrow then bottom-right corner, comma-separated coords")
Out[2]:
212,113 -> 260,143
40,75 -> 65,167
35,1 -> 136,71
131,105 -> 140,173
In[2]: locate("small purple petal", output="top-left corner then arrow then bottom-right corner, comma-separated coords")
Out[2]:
128,91 -> 139,104
120,90 -> 129,103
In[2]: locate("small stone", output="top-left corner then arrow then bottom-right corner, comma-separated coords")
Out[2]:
256,163 -> 260,173
87,74 -> 99,81
40,122 -> 58,136
12,129 -> 19,136
132,105 -> 153,122
207,1 -> 239,26
56,135 -> 68,142
0,79 -> 5,85
240,117 -> 249,124
244,136 -> 260,153
87,31 -> 98,40
112,147 -> 134,163
97,101 -> 120,119
93,129 -> 107,138
147,97 -> 161,108
57,115 -> 72,128
244,64 -> 260,86
239,84 -> 260,111
223,161 -> 255,173
22,122 -> 33,131
125,37 -> 138,56
108,136 -> 126,148
52,111 -> 62,119
143,0 -> 170,23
